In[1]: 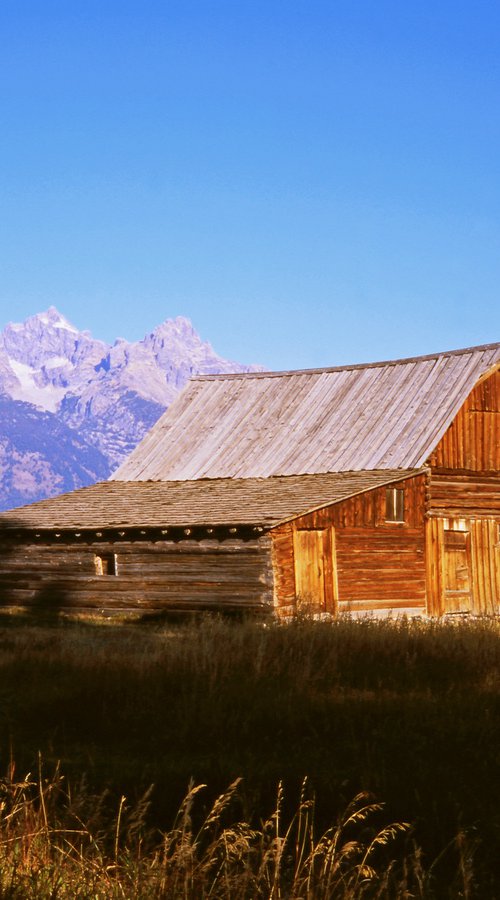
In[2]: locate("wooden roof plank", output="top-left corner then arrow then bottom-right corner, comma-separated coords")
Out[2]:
111,343 -> 500,481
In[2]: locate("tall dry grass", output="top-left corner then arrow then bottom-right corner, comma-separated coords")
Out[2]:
0,757 -> 453,899
0,613 -> 499,895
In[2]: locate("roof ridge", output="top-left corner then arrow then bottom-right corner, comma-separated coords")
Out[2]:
191,342 -> 500,381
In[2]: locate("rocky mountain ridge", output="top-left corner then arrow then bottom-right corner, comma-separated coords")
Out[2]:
0,308 -> 261,511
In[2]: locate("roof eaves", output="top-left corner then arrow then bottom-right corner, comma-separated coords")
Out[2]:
4,521 -> 272,534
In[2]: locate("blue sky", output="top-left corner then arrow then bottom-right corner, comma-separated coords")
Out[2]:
0,1 -> 499,370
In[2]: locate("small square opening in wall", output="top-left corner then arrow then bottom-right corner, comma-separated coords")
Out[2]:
385,487 -> 405,523
95,553 -> 118,576
444,530 -> 468,550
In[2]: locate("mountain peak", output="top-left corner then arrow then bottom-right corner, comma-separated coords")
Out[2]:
35,307 -> 79,333
0,305 -> 262,510
0,305 -> 260,450
149,315 -> 197,338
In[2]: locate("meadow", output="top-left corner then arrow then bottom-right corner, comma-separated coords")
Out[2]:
0,612 -> 499,897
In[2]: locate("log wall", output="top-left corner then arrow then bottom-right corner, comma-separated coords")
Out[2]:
0,534 -> 274,615
427,472 -> 500,519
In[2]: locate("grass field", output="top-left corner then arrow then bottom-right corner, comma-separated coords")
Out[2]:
0,612 -> 499,896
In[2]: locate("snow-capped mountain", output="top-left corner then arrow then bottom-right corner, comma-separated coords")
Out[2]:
0,308 -> 109,413
0,307 -> 261,510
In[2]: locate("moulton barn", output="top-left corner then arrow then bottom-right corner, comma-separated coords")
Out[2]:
0,342 -> 499,617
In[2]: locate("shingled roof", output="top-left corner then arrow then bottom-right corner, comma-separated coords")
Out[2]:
0,470 -> 422,531
112,343 -> 500,481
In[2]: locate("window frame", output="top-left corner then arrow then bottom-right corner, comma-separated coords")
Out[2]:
385,487 -> 405,524
94,552 -> 118,576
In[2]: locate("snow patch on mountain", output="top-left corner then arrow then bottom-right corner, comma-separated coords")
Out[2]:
44,356 -> 73,370
38,308 -> 78,332
8,359 -> 67,412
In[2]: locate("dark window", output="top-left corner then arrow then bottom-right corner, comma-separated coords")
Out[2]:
95,553 -> 118,576
385,488 -> 405,523
444,530 -> 468,550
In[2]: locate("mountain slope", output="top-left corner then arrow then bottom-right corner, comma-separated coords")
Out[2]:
0,396 -> 110,511
0,307 -> 261,510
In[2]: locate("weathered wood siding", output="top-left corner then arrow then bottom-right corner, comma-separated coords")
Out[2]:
425,369 -> 500,615
425,470 -> 500,615
272,475 -> 427,615
429,369 -> 500,472
425,517 -> 500,616
427,472 -> 500,518
0,535 -> 274,614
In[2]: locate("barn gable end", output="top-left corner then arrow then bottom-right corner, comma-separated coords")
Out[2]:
271,472 -> 427,617
423,366 -> 500,616
429,367 -> 500,472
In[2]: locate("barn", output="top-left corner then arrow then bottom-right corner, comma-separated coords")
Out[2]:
0,341 -> 499,618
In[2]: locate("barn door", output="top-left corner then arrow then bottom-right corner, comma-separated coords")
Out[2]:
293,528 -> 335,613
443,527 -> 472,613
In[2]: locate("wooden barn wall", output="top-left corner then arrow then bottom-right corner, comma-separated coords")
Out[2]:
0,535 -> 274,614
425,471 -> 500,616
425,518 -> 500,616
429,369 -> 500,472
427,472 -> 500,519
271,475 -> 427,615
424,370 -> 500,616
